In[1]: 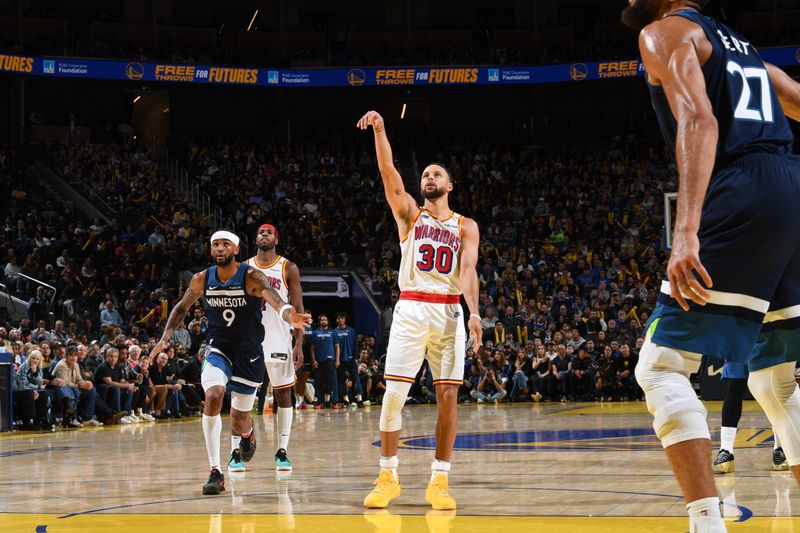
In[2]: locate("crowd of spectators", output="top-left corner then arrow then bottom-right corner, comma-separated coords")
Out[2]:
1,124 -> 681,430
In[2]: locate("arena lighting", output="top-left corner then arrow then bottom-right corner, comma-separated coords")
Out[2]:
401,103 -> 407,119
133,95 -> 141,103
162,107 -> 170,113
247,10 -> 259,31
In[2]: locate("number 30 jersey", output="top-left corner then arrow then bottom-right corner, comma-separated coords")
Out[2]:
203,263 -> 264,359
398,208 -> 464,296
648,8 -> 793,168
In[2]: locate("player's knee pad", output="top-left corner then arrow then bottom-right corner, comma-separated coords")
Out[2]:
379,380 -> 412,432
201,364 -> 228,392
748,362 -> 800,465
231,391 -> 257,412
635,339 -> 709,448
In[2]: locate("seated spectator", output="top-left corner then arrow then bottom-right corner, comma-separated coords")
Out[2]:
93,347 -> 137,423
171,321 -> 191,351
596,345 -> 621,401
77,343 -> 94,382
100,300 -> 124,328
118,346 -> 154,421
52,345 -> 122,427
570,345 -> 596,401
550,345 -> 572,402
133,354 -> 156,420
149,350 -> 184,418
508,348 -> 531,402
13,350 -> 53,430
615,344 -> 640,400
530,345 -> 551,402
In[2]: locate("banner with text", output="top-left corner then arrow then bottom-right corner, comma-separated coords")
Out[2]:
0,48 -> 798,87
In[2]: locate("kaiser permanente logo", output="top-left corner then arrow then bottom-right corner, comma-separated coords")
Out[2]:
43,59 -> 55,74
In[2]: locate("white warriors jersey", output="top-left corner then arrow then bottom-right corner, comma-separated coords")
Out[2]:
398,208 -> 464,296
246,255 -> 292,355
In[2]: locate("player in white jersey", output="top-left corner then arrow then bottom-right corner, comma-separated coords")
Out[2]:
357,110 -> 482,510
246,223 -> 305,473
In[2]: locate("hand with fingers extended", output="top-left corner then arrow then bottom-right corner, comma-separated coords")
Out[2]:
667,230 -> 713,311
356,110 -> 385,132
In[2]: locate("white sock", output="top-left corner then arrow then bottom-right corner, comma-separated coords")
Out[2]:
231,435 -> 241,453
202,414 -> 222,470
774,428 -> 782,450
380,455 -> 398,479
431,459 -> 451,481
720,426 -> 737,452
721,490 -> 737,518
278,407 -> 293,450
687,497 -> 725,533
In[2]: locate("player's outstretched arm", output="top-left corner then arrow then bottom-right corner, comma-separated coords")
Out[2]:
458,217 -> 482,349
285,261 -> 306,369
639,17 -> 714,311
152,271 -> 205,357
356,110 -> 418,234
766,63 -> 800,122
246,267 -> 312,329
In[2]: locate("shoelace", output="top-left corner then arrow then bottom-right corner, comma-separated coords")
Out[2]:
430,476 -> 449,496
374,473 -> 396,491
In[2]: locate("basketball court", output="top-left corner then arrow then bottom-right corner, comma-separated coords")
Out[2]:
2,401 -> 798,532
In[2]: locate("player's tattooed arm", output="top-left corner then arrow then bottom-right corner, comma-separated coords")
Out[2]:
152,271 -> 205,356
247,267 -> 312,329
247,267 -> 288,309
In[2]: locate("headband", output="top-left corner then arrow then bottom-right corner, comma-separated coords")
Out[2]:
210,230 -> 240,246
258,223 -> 278,239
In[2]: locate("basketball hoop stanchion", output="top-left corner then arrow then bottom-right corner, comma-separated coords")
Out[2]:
663,192 -> 678,252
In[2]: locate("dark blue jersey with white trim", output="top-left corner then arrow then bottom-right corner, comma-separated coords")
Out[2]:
203,263 -> 264,358
648,9 -> 794,168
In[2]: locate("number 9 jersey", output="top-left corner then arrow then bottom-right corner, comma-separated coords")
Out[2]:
398,208 -> 464,296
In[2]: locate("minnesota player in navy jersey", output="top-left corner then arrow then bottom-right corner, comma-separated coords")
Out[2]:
151,230 -> 310,495
622,1 -> 800,531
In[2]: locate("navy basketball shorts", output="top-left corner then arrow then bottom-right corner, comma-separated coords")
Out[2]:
204,347 -> 265,395
647,153 -> 800,372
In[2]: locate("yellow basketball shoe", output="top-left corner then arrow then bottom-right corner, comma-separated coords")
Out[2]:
363,470 -> 401,508
425,473 -> 456,510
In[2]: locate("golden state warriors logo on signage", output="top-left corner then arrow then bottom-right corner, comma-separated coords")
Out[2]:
388,428 -> 777,452
347,69 -> 365,87
570,63 -> 588,81
126,62 -> 144,80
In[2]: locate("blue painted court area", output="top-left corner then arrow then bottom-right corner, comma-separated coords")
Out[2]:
388,427 -> 775,452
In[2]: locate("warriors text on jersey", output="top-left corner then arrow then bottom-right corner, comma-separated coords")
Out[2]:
203,263 -> 264,360
246,255 -> 292,358
399,208 -> 464,296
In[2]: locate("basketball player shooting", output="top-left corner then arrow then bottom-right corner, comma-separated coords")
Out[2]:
151,230 -> 311,495
357,110 -> 482,510
621,1 -> 800,532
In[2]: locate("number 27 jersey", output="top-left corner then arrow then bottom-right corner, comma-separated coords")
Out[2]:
648,9 -> 793,168
398,208 -> 464,296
